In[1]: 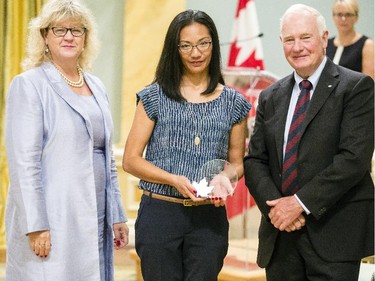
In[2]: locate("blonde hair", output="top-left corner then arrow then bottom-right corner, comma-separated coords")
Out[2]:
332,0 -> 359,16
22,0 -> 99,71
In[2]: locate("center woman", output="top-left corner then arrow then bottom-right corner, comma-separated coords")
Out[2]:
122,10 -> 251,281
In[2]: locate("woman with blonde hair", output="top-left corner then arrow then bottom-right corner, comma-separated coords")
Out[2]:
5,0 -> 128,280
327,0 -> 374,79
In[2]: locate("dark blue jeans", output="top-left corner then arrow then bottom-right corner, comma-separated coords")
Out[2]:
135,194 -> 229,281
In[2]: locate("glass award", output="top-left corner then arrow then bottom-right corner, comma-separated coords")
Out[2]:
193,159 -> 238,198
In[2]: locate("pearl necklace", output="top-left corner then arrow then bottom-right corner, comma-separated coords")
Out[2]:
53,62 -> 85,88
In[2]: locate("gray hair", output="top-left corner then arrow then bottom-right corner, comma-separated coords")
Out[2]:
22,0 -> 99,71
280,4 -> 327,37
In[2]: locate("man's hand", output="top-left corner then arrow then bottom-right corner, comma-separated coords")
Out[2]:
284,214 -> 306,232
267,196 -> 304,231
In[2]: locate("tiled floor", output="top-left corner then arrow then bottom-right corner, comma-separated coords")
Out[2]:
0,247 -> 137,281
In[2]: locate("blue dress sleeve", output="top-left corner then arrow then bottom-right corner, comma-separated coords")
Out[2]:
5,73 -> 50,234
136,83 -> 160,122
231,88 -> 252,124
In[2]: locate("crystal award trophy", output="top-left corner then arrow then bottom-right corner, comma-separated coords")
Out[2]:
193,159 -> 238,198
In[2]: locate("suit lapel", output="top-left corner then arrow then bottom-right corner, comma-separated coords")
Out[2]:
84,75 -> 112,147
42,62 -> 93,140
302,60 -> 339,135
270,61 -> 339,173
273,75 -> 295,169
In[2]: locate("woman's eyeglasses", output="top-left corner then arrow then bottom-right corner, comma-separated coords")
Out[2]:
333,13 -> 357,19
178,41 -> 212,53
50,27 -> 86,37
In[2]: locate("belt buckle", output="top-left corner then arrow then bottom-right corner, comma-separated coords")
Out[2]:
183,199 -> 194,206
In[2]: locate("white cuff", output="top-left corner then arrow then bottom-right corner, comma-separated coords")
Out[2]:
294,194 -> 310,215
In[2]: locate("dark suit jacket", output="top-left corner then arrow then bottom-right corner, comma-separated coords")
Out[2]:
244,58 -> 374,268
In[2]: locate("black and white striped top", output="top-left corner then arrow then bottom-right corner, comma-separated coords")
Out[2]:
136,83 -> 251,198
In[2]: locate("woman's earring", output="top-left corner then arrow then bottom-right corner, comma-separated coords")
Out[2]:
45,45 -> 49,53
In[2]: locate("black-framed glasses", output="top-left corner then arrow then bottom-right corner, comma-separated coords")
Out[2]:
333,13 -> 357,19
50,26 -> 86,37
178,41 -> 212,53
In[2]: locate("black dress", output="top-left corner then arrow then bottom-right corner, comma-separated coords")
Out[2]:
326,35 -> 368,73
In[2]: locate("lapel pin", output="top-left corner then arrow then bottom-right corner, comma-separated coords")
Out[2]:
328,85 -> 332,88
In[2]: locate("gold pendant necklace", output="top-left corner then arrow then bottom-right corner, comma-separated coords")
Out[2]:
194,135 -> 201,145
181,84 -> 209,146
52,62 -> 85,88
187,102 -> 207,146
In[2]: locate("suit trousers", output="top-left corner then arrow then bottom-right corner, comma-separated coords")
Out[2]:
135,194 -> 229,281
266,227 -> 361,281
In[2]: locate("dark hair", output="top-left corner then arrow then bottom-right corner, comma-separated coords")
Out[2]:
153,9 -> 224,101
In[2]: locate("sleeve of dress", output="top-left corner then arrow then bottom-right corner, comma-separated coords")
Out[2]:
136,84 -> 160,122
110,148 -> 128,223
231,89 -> 252,124
5,74 -> 50,235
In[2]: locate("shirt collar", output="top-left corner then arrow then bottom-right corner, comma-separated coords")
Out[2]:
293,56 -> 327,90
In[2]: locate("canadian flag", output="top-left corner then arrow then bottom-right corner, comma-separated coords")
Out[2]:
226,0 -> 264,219
227,0 -> 264,70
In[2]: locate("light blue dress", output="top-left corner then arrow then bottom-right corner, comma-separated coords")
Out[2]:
78,95 -> 106,280
5,62 -> 127,281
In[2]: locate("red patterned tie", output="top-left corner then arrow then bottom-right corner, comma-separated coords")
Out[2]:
282,80 -> 312,195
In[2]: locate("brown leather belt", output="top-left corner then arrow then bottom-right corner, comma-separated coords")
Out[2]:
143,191 -> 212,207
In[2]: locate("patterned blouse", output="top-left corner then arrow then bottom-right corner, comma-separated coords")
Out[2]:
136,83 -> 251,198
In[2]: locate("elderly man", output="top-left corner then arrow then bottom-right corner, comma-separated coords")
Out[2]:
244,4 -> 374,281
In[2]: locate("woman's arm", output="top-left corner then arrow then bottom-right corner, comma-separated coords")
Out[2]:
6,74 -> 52,257
122,101 -> 199,199
227,118 -> 248,179
362,38 -> 374,79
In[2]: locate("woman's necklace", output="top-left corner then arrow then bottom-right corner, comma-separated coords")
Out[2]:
52,62 -> 85,88
187,102 -> 208,146
181,84 -> 210,145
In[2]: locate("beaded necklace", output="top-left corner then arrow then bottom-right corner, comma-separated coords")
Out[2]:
52,62 -> 84,88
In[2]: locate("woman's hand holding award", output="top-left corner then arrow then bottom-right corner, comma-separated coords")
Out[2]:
193,159 -> 238,199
